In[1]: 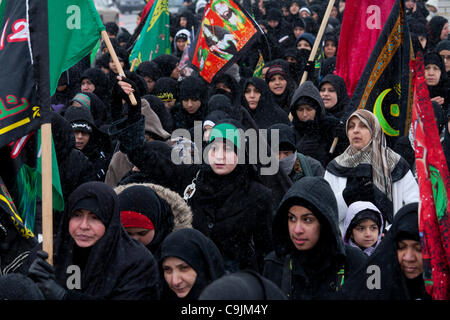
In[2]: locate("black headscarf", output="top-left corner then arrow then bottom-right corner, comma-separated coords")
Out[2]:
198,270 -> 287,300
53,181 -> 160,299
343,202 -> 430,300
319,74 -> 353,120
159,228 -> 225,300
79,68 -> 112,107
424,51 -> 449,108
118,185 -> 174,256
241,77 -> 291,129
428,16 -> 448,49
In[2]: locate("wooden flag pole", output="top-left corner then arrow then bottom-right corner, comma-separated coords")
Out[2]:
299,0 -> 336,86
291,0 -> 338,153
41,122 -> 53,265
130,58 -> 138,72
101,31 -> 138,105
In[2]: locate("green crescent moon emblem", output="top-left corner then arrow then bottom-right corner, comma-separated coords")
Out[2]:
373,88 -> 400,137
429,165 -> 447,221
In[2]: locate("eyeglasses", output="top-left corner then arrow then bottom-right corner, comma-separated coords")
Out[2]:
440,55 -> 450,61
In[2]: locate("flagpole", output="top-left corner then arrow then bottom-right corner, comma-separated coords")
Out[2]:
299,0 -> 335,86
296,0 -> 338,152
130,58 -> 138,72
41,122 -> 53,265
101,31 -> 138,105
289,0 -> 336,120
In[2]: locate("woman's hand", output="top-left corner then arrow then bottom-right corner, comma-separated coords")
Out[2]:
431,96 -> 445,106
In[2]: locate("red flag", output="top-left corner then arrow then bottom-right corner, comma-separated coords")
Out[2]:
190,0 -> 261,83
411,52 -> 450,300
335,0 -> 395,97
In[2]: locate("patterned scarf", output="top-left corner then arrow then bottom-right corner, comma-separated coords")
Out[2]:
335,110 -> 401,200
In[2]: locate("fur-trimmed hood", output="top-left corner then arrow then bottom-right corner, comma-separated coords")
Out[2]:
114,182 -> 193,232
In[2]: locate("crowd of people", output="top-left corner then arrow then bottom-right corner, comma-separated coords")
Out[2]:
0,0 -> 449,301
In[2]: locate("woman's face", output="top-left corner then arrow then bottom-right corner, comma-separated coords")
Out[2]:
289,3 -> 300,15
347,116 -> 372,150
125,227 -> 155,246
296,104 -> 316,121
268,74 -> 287,95
69,209 -> 106,248
162,257 -> 197,298
208,139 -> 238,175
182,98 -> 202,114
297,39 -> 312,51
244,83 -> 261,110
81,79 -> 95,93
288,205 -> 321,251
74,130 -> 90,150
397,239 -> 424,279
319,82 -> 338,109
293,26 -> 305,39
440,22 -> 449,41
324,40 -> 337,58
425,64 -> 442,86
179,17 -> 188,28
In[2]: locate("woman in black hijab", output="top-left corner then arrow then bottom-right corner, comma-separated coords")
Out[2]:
263,176 -> 367,300
117,184 -> 174,258
427,16 -> 449,51
241,77 -> 291,129
343,203 -> 431,300
264,61 -> 298,114
424,51 -> 450,114
159,228 -> 225,300
27,181 -> 161,300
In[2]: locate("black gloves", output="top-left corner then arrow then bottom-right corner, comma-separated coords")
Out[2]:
111,76 -> 142,123
109,76 -> 146,154
342,176 -> 375,207
28,250 -> 66,300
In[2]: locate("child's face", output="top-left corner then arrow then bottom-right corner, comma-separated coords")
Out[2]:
351,219 -> 379,249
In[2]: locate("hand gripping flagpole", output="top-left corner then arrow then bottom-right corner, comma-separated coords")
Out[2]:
289,0 -> 339,154
101,31 -> 138,105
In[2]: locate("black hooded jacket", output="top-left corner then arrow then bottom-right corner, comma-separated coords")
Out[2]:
241,77 -> 291,129
79,68 -> 112,109
159,228 -> 225,300
64,106 -> 112,182
117,184 -> 174,258
263,176 -> 367,300
290,81 -> 333,166
342,203 -> 431,300
171,76 -> 209,130
48,111 -> 97,200
318,74 -> 352,156
424,51 -> 450,113
50,182 -> 160,300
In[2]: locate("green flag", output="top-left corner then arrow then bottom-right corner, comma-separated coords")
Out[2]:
0,0 -> 7,27
129,0 -> 170,67
48,0 -> 105,95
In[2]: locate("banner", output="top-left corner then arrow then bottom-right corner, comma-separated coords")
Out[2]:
350,0 -> 413,144
412,53 -> 450,300
47,0 -> 105,96
190,0 -> 261,83
129,0 -> 170,67
0,175 -> 34,239
0,0 -> 41,149
336,0 -> 395,97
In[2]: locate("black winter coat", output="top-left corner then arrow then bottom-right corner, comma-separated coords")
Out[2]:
263,176 -> 367,300
290,81 -> 333,166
